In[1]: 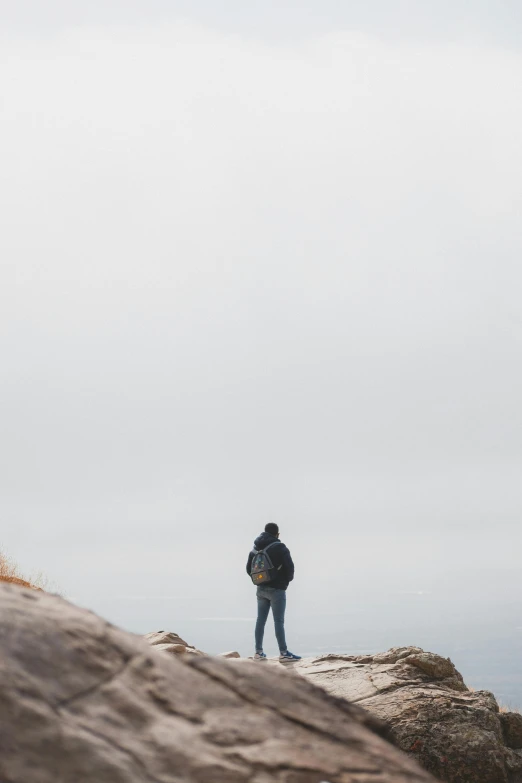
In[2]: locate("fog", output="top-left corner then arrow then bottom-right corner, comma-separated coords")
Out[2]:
1,2 -> 521,681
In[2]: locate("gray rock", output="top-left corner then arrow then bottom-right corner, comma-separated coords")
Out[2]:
296,647 -> 522,783
0,584 -> 435,783
501,711 -> 522,750
219,650 -> 241,658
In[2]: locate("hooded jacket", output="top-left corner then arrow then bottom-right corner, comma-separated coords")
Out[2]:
246,532 -> 295,590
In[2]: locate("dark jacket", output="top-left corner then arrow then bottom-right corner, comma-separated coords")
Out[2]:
246,532 -> 295,590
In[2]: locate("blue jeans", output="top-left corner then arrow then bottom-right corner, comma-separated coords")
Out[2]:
255,586 -> 287,653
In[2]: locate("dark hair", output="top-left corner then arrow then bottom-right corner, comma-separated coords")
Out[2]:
265,522 -> 279,536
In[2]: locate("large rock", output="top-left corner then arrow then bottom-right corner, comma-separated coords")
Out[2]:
295,647 -> 522,783
0,584 -> 435,783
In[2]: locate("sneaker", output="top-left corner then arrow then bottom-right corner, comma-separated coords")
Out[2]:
279,650 -> 302,662
254,651 -> 267,661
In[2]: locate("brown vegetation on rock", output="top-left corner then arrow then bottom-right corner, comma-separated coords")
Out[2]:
0,550 -> 41,589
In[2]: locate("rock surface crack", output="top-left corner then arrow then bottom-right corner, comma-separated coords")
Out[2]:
55,652 -> 143,709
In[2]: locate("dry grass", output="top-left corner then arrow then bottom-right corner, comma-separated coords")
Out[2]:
0,549 -> 52,591
499,703 -> 521,715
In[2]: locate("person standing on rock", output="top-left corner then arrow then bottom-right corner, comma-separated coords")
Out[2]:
246,522 -> 301,662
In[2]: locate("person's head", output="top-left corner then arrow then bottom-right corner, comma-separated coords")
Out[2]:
265,522 -> 279,538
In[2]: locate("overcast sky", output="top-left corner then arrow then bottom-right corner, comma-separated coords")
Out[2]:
1,1 -> 521,650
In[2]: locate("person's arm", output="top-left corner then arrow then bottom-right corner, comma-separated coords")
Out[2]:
246,551 -> 254,576
283,548 -> 295,582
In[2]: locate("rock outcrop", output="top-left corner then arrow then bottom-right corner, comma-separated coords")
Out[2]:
295,647 -> 522,783
144,629 -> 203,656
0,585 -> 435,783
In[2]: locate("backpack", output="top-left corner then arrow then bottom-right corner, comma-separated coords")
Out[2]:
250,541 -> 283,586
